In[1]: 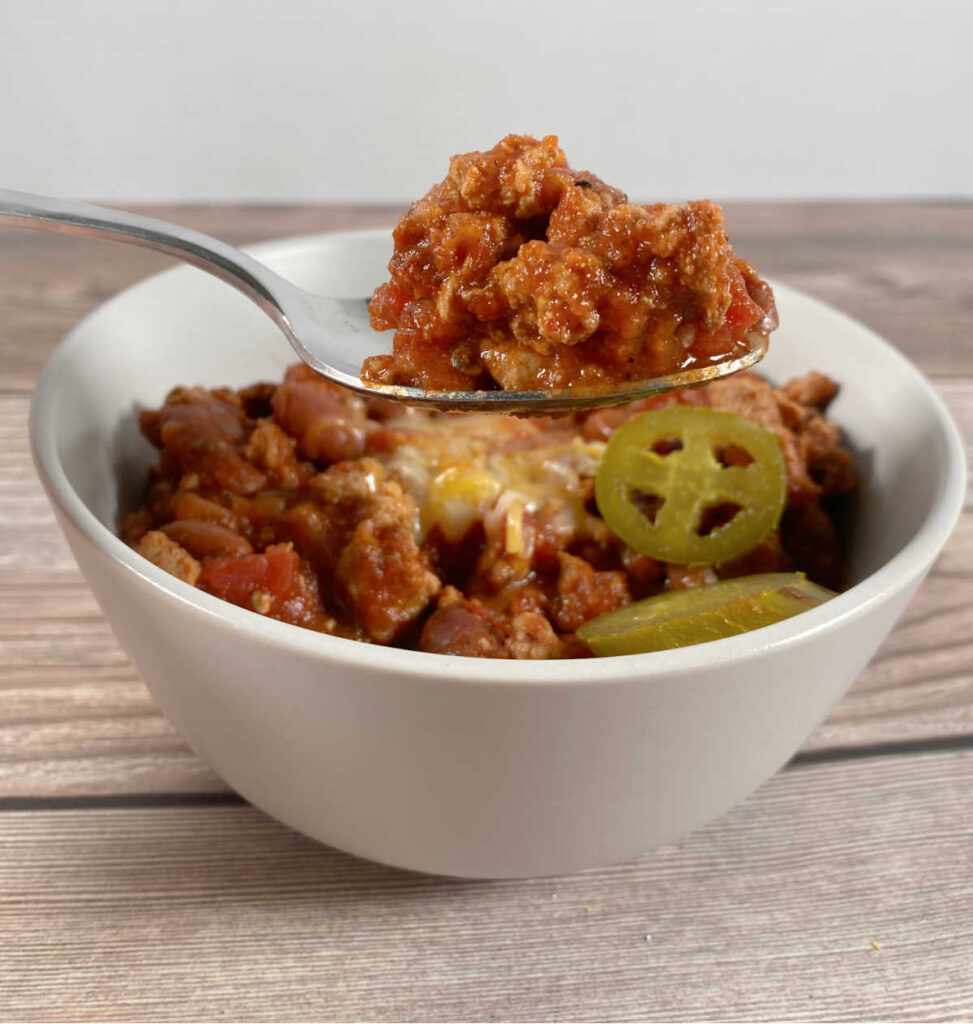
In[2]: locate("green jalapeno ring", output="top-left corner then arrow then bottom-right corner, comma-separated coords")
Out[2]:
595,405 -> 788,566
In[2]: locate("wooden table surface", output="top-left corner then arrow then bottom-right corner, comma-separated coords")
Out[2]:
1,203 -> 971,1023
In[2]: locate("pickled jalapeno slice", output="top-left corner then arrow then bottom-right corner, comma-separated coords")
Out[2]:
576,573 -> 836,656
595,406 -> 787,565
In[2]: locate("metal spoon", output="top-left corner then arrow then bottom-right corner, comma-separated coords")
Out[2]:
0,189 -> 766,414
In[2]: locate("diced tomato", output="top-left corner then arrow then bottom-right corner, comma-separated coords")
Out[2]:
198,547 -> 299,611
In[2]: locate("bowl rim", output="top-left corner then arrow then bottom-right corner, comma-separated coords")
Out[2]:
28,228 -> 968,687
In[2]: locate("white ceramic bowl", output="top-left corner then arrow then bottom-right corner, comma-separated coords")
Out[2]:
30,230 -> 966,878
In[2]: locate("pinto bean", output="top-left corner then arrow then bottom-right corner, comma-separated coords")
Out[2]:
160,520 -> 253,560
159,390 -> 247,447
304,418 -> 367,463
272,378 -> 369,462
172,492 -> 239,530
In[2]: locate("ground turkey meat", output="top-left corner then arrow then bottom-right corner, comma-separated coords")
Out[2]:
363,134 -> 777,393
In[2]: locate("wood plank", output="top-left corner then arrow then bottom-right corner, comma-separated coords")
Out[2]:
0,750 -> 970,1022
723,203 -> 973,379
2,379 -> 971,797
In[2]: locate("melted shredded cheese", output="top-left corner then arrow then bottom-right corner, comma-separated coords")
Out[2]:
375,417 -> 605,545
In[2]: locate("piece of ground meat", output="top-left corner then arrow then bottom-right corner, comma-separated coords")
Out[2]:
801,417 -> 859,495
337,498 -> 441,642
550,553 -> 631,633
704,372 -> 855,504
137,530 -> 201,586
244,419 -> 308,489
302,458 -> 389,563
302,459 -> 441,641
781,371 -> 837,409
506,610 -> 566,659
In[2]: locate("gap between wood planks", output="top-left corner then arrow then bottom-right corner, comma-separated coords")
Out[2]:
1,733 -> 971,813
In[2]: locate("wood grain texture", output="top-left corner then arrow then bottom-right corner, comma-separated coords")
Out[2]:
1,751 -> 970,1023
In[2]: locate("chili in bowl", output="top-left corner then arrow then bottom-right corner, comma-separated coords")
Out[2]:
120,365 -> 856,659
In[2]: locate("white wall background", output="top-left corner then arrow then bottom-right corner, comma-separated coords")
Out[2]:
1,0 -> 970,202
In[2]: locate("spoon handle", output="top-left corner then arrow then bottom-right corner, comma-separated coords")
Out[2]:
0,188 -> 294,322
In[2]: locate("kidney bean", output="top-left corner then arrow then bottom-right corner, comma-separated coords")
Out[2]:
420,603 -> 509,658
